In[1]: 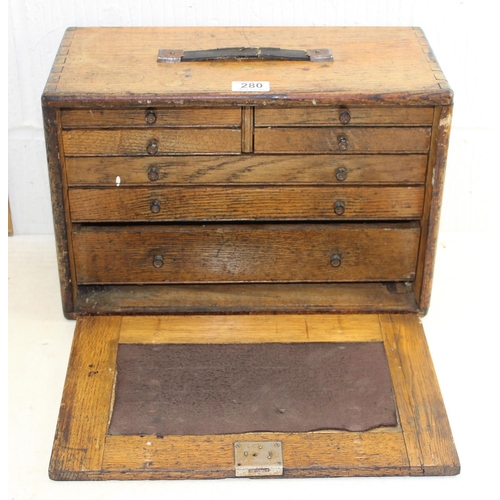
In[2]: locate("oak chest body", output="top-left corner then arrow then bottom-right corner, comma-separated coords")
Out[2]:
43,27 -> 459,479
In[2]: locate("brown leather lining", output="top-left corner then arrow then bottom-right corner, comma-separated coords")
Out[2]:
108,342 -> 397,436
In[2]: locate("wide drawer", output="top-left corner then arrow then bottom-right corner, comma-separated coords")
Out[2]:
62,129 -> 242,155
69,186 -> 424,222
255,107 -> 434,126
254,127 -> 431,153
66,155 -> 428,186
61,108 -> 242,128
72,223 -> 420,284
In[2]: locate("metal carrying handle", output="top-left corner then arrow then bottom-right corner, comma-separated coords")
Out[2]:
158,47 -> 333,63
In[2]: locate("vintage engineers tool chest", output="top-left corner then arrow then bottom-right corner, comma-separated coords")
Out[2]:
43,27 -> 459,479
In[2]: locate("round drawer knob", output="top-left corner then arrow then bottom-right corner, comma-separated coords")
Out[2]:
147,166 -> 160,181
150,200 -> 161,213
334,200 -> 345,216
146,140 -> 159,155
339,110 -> 351,124
153,255 -> 164,268
330,254 -> 342,268
145,110 -> 157,124
335,167 -> 348,182
338,136 -> 349,151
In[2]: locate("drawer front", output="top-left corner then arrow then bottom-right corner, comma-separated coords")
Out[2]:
61,108 -> 242,128
72,224 -> 420,284
66,155 -> 427,186
254,127 -> 431,153
255,107 -> 434,126
69,186 -> 424,222
62,128 -> 242,155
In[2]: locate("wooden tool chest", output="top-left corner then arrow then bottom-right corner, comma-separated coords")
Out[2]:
43,27 -> 459,479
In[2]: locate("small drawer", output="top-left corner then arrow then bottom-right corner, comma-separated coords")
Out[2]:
61,108 -> 242,128
68,186 -> 425,222
255,106 -> 434,126
72,223 -> 420,284
254,127 -> 431,153
62,128 -> 242,156
65,154 -> 428,186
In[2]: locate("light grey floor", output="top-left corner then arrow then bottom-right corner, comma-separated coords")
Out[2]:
8,231 -> 498,499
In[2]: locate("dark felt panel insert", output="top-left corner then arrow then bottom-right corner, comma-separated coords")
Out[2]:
108,342 -> 397,436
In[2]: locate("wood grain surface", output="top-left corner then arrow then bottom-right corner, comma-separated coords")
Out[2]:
48,313 -> 459,479
73,282 -> 419,316
49,316 -> 121,480
379,314 -> 460,475
62,128 -> 242,155
254,127 -> 431,153
71,223 -> 420,284
61,107 -> 241,128
65,154 -> 428,186
69,186 -> 424,222
43,27 -> 452,106
119,314 -> 384,343
255,106 -> 434,126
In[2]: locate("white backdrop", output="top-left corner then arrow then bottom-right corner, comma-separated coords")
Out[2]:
8,0 -> 496,234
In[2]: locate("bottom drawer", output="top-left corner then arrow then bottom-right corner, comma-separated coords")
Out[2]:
73,223 -> 420,284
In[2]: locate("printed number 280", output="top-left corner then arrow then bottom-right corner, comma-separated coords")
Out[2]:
232,81 -> 270,92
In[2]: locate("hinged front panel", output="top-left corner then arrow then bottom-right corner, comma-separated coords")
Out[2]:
49,314 -> 459,480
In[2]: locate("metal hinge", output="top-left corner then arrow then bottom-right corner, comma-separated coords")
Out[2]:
234,441 -> 283,477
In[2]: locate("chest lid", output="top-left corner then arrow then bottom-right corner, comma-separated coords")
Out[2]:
43,26 -> 452,106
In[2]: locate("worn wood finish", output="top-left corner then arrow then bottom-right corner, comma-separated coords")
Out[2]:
74,282 -> 419,316
48,313 -> 459,479
49,316 -> 121,480
254,127 -> 431,153
43,27 -> 453,316
42,27 -> 452,107
45,27 -> 457,480
100,432 -> 409,479
379,314 -> 460,475
255,106 -> 434,126
62,128 -> 242,155
414,106 -> 453,313
69,186 -> 424,222
65,154 -> 428,186
119,314 -> 384,344
42,107 -> 75,317
241,106 -> 254,152
72,223 -> 420,284
61,108 -> 241,128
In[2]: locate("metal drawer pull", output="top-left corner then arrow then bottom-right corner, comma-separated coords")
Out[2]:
146,140 -> 159,155
147,166 -> 160,181
145,110 -> 157,124
335,167 -> 348,182
330,254 -> 342,268
334,200 -> 345,216
158,47 -> 333,63
150,200 -> 161,213
152,255 -> 164,268
338,136 -> 349,151
339,110 -> 351,124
